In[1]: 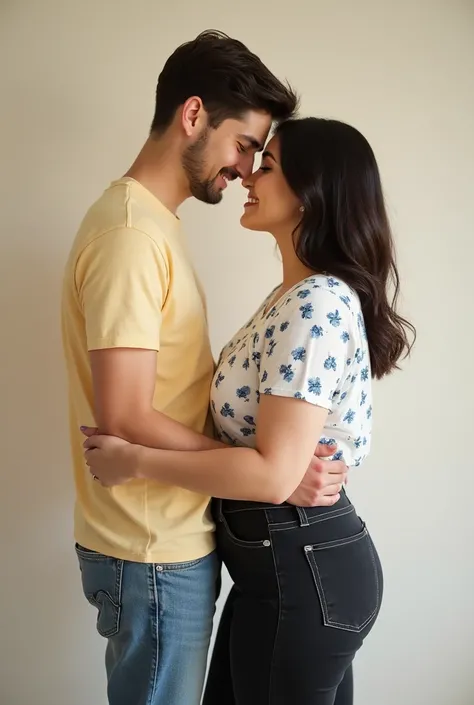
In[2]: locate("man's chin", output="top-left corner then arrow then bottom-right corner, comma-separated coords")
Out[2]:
209,190 -> 223,205
194,187 -> 223,205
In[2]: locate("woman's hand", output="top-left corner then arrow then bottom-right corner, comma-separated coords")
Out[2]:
286,443 -> 348,507
81,426 -> 141,487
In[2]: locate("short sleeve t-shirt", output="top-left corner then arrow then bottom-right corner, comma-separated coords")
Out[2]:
62,178 -> 215,563
211,275 -> 372,468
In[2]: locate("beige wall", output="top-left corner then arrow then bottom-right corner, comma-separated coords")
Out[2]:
1,1 -> 473,704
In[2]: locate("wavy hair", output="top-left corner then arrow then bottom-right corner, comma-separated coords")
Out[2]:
276,118 -> 415,378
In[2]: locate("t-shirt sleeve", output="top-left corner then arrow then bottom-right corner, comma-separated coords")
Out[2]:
259,288 -> 354,410
75,228 -> 169,351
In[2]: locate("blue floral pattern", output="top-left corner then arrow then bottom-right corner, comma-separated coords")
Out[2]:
211,275 -> 372,467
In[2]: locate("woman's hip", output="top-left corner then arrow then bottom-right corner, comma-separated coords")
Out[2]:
213,494 -> 383,635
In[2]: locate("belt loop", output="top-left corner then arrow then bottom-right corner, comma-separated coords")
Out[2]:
214,498 -> 224,522
295,506 -> 309,527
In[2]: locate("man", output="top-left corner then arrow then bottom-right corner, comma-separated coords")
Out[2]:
62,30 -> 347,705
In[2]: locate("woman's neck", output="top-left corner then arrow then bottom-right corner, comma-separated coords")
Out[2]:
278,237 -> 315,292
264,238 -> 316,313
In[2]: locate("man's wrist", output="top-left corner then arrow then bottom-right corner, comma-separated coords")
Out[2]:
134,444 -> 152,480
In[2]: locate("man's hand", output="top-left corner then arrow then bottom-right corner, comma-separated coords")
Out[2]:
286,443 -> 348,507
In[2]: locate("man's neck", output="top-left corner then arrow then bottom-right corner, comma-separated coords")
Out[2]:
124,135 -> 190,215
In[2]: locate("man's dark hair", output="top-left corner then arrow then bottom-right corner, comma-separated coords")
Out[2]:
151,30 -> 298,133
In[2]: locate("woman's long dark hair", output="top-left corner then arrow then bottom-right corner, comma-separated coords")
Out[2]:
276,118 -> 415,379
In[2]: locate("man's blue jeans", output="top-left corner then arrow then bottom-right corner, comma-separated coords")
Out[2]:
76,544 -> 219,705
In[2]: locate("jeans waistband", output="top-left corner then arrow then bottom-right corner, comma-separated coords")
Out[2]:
214,491 -> 353,529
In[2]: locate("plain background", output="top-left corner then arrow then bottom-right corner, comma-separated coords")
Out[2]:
1,1 -> 473,704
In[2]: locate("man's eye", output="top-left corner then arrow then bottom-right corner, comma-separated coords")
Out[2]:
237,142 -> 247,154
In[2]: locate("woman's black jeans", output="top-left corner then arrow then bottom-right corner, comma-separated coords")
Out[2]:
204,491 -> 383,705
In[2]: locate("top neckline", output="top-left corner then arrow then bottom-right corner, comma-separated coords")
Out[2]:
261,273 -> 328,318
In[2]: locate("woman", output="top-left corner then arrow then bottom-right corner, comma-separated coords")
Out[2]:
83,117 -> 414,705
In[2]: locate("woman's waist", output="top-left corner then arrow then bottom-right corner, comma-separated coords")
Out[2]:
214,491 -> 367,550
217,490 -> 354,530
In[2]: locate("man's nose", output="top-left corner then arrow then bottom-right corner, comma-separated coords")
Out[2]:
237,154 -> 255,181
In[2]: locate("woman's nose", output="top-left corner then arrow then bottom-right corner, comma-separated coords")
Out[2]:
242,171 -> 256,190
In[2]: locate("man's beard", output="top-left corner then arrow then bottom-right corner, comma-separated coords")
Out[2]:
182,129 -> 236,205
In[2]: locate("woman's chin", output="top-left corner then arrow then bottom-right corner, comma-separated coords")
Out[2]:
240,210 -> 264,232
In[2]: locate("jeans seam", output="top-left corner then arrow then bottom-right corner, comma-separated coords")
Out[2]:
266,510 -> 282,705
368,535 -> 381,623
309,525 -> 367,551
270,505 -> 355,532
146,563 -> 160,705
115,560 -> 124,602
114,560 -> 124,637
157,554 -> 212,571
224,505 -> 289,514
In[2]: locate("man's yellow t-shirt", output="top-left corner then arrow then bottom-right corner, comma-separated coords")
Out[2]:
61,177 -> 216,563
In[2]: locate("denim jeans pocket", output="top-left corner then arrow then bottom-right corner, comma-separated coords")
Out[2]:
75,544 -> 124,638
156,553 -> 215,571
303,526 -> 381,633
218,512 -> 271,549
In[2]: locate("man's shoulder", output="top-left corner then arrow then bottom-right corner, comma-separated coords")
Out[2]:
70,180 -> 173,259
68,181 -> 128,251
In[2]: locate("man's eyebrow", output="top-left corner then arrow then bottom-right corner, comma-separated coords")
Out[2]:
238,134 -> 263,151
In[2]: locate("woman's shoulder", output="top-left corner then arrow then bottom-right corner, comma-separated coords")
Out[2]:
283,275 -> 361,319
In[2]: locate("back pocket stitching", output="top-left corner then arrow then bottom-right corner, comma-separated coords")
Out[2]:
304,528 -> 379,633
78,555 -> 124,638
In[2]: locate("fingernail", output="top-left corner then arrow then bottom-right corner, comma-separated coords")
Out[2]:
80,426 -> 87,431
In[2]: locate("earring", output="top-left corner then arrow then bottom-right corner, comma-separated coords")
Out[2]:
299,206 -> 304,212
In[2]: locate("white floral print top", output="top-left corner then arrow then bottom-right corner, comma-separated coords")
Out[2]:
210,275 -> 373,468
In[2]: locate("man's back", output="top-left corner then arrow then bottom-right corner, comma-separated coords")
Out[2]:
62,177 -> 215,562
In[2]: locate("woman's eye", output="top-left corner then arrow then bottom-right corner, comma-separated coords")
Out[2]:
259,166 -> 271,172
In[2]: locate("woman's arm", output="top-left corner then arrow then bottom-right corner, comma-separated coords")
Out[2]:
85,394 -> 328,504
84,285 -> 354,502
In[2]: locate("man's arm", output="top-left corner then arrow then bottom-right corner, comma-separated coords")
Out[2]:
86,394 -> 333,504
80,229 -> 346,496
77,228 -> 223,452
90,347 -> 224,451
90,349 -> 346,495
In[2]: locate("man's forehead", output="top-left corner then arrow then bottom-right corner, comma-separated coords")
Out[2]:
238,133 -> 264,152
229,112 -> 272,148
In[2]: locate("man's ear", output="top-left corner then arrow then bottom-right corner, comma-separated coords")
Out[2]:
181,96 -> 206,137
